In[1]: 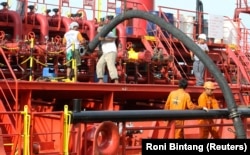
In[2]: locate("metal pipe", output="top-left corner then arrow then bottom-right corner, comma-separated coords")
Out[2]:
196,0 -> 204,34
61,17 -> 72,31
83,20 -> 95,41
35,13 -> 49,43
72,108 -> 250,123
21,105 -> 30,155
72,99 -> 82,112
116,23 -> 126,52
63,105 -> 70,155
0,9 -> 22,42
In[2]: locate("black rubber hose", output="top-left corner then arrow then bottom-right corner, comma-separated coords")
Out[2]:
87,10 -> 246,138
72,108 -> 250,123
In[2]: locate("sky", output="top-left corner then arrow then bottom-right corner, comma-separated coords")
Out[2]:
6,0 -> 250,28
6,0 -> 238,17
155,0 -> 235,17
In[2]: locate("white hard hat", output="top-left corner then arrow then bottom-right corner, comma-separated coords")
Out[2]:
198,33 -> 207,40
69,22 -> 79,29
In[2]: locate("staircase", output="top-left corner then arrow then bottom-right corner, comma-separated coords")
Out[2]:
0,48 -> 20,155
234,0 -> 250,20
226,45 -> 250,106
141,35 -> 169,56
227,47 -> 250,84
141,35 -> 182,80
0,100 -> 19,155
233,0 -> 250,54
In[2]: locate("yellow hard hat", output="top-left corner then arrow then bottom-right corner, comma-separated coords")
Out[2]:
204,81 -> 215,89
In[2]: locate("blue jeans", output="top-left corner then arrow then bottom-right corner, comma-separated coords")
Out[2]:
193,60 -> 205,86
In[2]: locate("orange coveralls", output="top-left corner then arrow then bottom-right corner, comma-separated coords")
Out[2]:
164,89 -> 202,139
198,92 -> 220,139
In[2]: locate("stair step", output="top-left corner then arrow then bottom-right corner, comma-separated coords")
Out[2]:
144,36 -> 156,41
37,151 -> 60,155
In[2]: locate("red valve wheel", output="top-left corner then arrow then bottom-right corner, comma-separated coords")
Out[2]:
126,42 -> 133,50
54,35 -> 61,44
0,31 -> 5,41
77,10 -> 85,18
28,32 -> 35,40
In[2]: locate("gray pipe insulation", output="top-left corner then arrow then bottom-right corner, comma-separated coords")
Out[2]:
87,10 -> 246,139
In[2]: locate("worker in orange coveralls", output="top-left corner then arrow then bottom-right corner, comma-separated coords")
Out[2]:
198,81 -> 220,139
164,78 -> 208,139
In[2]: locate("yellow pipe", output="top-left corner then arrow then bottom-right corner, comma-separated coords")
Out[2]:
98,0 -> 102,21
71,43 -> 77,82
29,56 -> 33,81
27,113 -> 30,155
63,105 -> 72,155
29,57 -> 33,68
71,42 -> 75,51
63,105 -> 68,155
30,38 -> 34,49
21,105 -> 30,155
72,58 -> 76,82
29,38 -> 34,81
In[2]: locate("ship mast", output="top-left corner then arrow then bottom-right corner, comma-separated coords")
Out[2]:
196,0 -> 204,36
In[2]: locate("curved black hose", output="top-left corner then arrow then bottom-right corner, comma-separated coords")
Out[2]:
87,10 -> 246,139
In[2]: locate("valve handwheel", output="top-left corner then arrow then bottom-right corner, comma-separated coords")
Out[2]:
77,10 -> 85,18
0,31 -> 5,41
54,35 -> 61,44
28,31 -> 35,40
126,41 -> 133,50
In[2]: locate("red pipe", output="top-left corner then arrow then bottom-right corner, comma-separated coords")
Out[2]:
234,8 -> 248,20
61,17 -> 72,31
35,13 -> 49,43
77,9 -> 87,20
116,23 -> 126,52
83,20 -> 95,41
0,10 -> 22,41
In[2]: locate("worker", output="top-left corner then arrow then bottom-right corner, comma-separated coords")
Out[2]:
96,15 -> 119,84
190,33 -> 209,86
96,31 -> 119,83
63,21 -> 85,80
96,17 -> 105,56
164,78 -> 208,139
198,81 -> 220,139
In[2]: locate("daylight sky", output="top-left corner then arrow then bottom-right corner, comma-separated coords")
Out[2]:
6,0 -> 238,17
155,0 -> 236,17
6,0 -> 249,28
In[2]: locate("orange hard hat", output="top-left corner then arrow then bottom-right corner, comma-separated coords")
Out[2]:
204,81 -> 215,89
